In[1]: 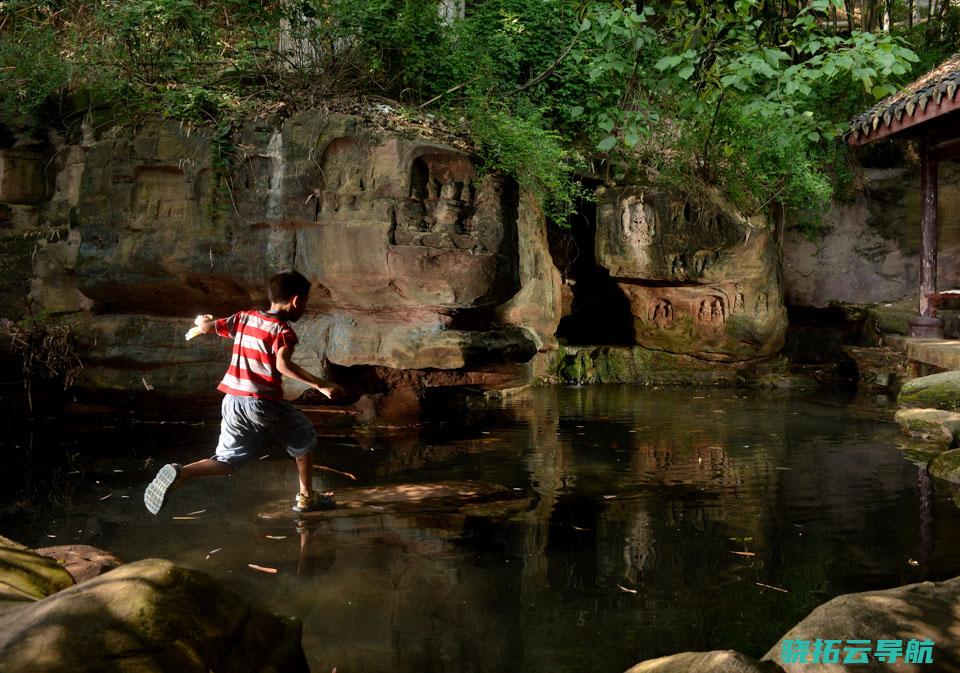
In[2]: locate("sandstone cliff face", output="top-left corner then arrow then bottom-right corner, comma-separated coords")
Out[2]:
1,109 -> 793,407
593,186 -> 788,362
2,111 -> 559,404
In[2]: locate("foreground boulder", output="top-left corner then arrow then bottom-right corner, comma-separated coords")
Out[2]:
898,371 -> 960,412
624,650 -> 782,673
0,558 -> 309,673
930,449 -> 960,484
764,576 -> 960,672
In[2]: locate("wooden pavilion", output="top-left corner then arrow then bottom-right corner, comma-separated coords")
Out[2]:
848,53 -> 960,338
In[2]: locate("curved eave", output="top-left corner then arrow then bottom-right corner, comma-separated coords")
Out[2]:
848,82 -> 960,146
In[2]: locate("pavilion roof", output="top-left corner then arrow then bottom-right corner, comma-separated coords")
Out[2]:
848,52 -> 960,145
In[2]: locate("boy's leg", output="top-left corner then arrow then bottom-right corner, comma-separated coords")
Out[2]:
145,395 -> 256,515
295,452 -> 313,498
180,459 -> 234,481
267,402 -> 333,511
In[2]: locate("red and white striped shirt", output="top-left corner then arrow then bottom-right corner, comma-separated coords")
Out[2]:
214,311 -> 298,400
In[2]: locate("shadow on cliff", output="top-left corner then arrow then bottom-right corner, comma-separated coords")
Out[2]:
550,196 -> 635,345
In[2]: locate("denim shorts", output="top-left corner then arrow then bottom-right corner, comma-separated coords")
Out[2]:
213,395 -> 317,468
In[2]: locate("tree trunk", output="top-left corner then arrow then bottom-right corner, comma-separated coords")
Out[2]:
439,0 -> 465,24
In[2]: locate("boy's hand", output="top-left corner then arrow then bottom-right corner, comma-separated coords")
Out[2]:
314,384 -> 345,400
184,314 -> 214,341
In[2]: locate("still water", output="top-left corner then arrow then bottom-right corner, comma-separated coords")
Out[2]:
3,385 -> 960,673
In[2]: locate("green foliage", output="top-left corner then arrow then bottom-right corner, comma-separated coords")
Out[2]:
0,18 -> 70,131
0,0 -> 949,231
468,101 -> 584,222
572,0 -> 918,232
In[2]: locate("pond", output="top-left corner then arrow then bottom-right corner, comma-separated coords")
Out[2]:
3,384 -> 960,673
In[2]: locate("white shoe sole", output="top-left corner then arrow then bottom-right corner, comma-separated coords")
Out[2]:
144,464 -> 179,515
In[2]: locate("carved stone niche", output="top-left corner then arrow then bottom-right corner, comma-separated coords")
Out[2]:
696,295 -> 726,327
314,137 -> 380,221
392,152 -> 480,250
0,145 -> 49,205
648,297 -> 674,328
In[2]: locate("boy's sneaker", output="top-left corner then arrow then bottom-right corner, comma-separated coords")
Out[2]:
292,491 -> 335,513
144,463 -> 181,515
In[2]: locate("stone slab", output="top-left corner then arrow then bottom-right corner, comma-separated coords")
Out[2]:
902,338 -> 960,372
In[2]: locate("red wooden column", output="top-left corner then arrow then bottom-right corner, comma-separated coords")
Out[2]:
919,143 -> 938,318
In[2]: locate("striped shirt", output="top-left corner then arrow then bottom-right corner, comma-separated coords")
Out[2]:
214,311 -> 298,400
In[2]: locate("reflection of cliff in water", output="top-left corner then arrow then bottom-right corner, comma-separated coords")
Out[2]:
3,386 -> 960,673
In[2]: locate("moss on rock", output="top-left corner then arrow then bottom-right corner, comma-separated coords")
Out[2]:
930,449 -> 960,483
0,538 -> 74,603
893,408 -> 960,447
898,371 -> 960,411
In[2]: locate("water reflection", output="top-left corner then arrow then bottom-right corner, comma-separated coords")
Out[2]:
3,386 -> 960,673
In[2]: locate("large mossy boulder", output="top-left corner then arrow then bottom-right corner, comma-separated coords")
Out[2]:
930,449 -> 960,483
763,576 -> 960,672
893,408 -> 960,447
898,371 -> 960,412
624,650 -> 782,673
0,558 -> 309,673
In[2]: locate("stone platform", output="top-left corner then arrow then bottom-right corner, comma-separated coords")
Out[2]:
887,335 -> 960,371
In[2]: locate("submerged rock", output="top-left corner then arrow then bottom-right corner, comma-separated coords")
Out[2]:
256,480 -> 529,522
0,558 -> 309,673
898,371 -> 960,412
34,544 -> 123,584
763,576 -> 960,672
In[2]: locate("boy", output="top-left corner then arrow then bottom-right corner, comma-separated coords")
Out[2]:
144,270 -> 343,515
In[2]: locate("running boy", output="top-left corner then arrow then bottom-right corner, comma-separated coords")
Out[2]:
144,270 -> 343,515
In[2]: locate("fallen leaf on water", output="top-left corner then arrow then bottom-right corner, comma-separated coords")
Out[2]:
187,509 -> 206,516
617,585 -> 638,594
756,582 -> 789,593
248,564 -> 278,574
259,455 -> 270,461
730,551 -> 756,557
602,495 -> 617,500
265,535 -> 287,540
206,548 -> 222,560
99,493 -> 113,501
172,516 -> 197,521
572,525 -> 590,531
908,558 -> 919,566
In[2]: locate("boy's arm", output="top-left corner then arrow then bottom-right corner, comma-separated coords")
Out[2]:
276,345 -> 344,399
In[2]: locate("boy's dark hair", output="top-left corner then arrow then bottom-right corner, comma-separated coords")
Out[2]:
268,270 -> 311,303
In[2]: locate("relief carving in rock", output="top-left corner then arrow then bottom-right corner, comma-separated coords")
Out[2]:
392,153 -> 483,251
